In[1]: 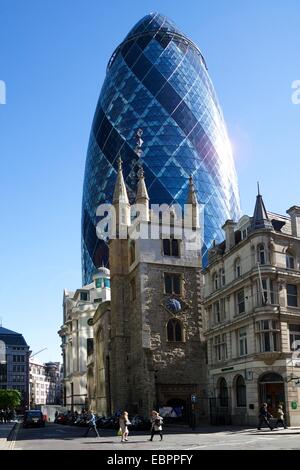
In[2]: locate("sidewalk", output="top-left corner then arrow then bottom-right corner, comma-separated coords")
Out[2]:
163,424 -> 300,435
0,423 -> 17,450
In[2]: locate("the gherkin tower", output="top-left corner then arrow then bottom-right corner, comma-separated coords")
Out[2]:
82,12 -> 240,285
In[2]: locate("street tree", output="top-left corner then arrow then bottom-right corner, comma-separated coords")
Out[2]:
0,389 -> 21,409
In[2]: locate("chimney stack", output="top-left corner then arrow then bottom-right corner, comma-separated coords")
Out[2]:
222,220 -> 236,252
287,206 -> 300,237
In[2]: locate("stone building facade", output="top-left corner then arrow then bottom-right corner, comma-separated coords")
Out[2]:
92,160 -> 207,421
203,193 -> 300,426
58,268 -> 110,411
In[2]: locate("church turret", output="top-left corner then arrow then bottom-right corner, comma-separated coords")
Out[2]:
135,166 -> 149,222
185,175 -> 200,229
112,157 -> 130,235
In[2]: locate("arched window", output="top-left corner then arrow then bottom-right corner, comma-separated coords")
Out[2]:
286,250 -> 295,269
213,272 -> 219,290
258,244 -> 266,265
129,241 -> 135,265
167,319 -> 183,342
219,267 -> 225,286
236,375 -> 246,407
219,378 -> 228,407
234,258 -> 241,278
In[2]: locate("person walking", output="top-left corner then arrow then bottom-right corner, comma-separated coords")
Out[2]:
149,410 -> 163,441
119,411 -> 130,442
83,410 -> 100,438
275,405 -> 288,429
257,403 -> 274,430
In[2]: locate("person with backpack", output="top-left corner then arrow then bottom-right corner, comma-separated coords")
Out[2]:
149,410 -> 163,441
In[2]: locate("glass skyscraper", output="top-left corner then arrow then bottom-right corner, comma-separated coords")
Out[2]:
82,12 -> 240,285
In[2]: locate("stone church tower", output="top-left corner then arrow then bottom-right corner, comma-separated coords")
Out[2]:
109,159 -> 207,420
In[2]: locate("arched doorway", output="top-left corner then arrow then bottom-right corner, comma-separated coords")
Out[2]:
258,372 -> 285,415
164,398 -> 186,423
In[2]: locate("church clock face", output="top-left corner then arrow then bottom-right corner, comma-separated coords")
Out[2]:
166,298 -> 182,313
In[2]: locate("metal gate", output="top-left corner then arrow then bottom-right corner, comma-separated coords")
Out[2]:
209,397 -> 231,425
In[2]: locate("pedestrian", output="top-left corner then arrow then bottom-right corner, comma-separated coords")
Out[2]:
149,410 -> 163,441
119,411 -> 130,442
257,403 -> 274,430
83,410 -> 100,438
275,405 -> 288,429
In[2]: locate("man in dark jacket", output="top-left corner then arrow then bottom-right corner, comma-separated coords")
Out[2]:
257,403 -> 274,430
84,411 -> 100,438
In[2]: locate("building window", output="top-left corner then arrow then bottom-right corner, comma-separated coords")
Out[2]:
220,267 -> 225,286
236,375 -> 246,407
289,324 -> 300,351
260,278 -> 275,305
104,278 -> 110,288
95,277 -> 102,289
213,272 -> 219,290
129,241 -> 135,265
286,251 -> 295,269
213,301 -> 221,324
163,238 -> 180,257
213,299 -> 225,324
257,244 -> 266,265
167,319 -> 183,342
287,284 -> 298,307
214,334 -> 227,361
235,258 -> 241,278
256,320 -> 280,352
236,290 -> 245,314
80,291 -> 89,301
87,338 -> 94,357
164,274 -> 181,295
238,328 -> 248,356
219,378 -> 228,407
130,278 -> 136,301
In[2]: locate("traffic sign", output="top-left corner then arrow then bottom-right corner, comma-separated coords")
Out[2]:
191,394 -> 197,403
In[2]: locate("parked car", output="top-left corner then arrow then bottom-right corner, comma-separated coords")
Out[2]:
23,410 -> 45,428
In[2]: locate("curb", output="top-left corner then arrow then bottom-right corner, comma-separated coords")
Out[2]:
5,422 -> 19,450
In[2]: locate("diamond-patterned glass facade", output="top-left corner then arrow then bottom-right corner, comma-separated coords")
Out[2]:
82,13 -> 240,285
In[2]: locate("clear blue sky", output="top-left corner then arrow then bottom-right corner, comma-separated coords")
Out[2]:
0,0 -> 299,363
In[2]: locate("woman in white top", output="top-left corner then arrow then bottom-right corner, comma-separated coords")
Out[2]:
119,411 -> 130,442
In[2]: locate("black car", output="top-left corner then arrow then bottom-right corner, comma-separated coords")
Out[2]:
23,410 -> 45,428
